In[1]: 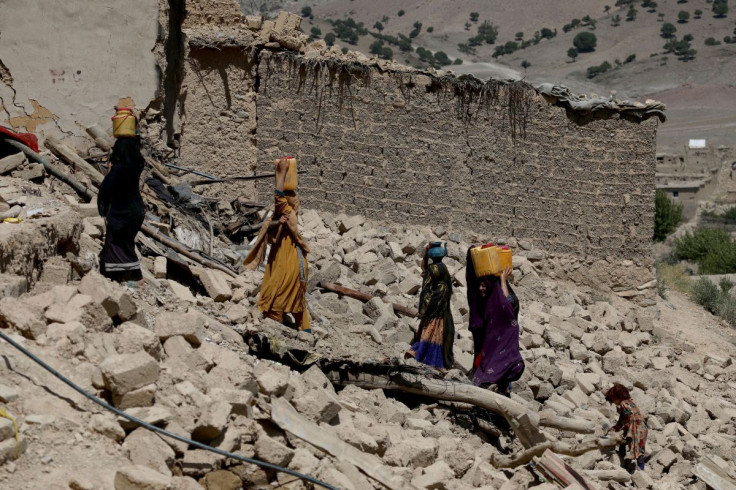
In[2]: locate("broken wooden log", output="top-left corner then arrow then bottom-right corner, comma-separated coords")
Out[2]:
539,413 -> 596,434
3,137 -> 96,202
45,136 -> 105,186
144,156 -> 172,186
140,223 -> 237,278
533,449 -> 602,489
319,281 -> 419,318
270,397 -> 413,490
85,124 -> 113,152
583,468 -> 631,483
325,366 -> 543,448
490,435 -> 623,469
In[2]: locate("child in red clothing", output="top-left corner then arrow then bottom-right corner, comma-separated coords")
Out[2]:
605,384 -> 648,471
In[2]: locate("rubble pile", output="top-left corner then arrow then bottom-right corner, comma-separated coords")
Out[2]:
0,173 -> 733,489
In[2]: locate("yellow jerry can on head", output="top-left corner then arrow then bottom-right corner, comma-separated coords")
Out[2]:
112,108 -> 137,138
471,243 -> 513,278
275,157 -> 298,191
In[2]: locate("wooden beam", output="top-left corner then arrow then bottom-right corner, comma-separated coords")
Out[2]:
694,457 -> 736,490
490,435 -> 623,469
45,136 -> 104,186
270,398 -> 413,490
319,281 -> 419,318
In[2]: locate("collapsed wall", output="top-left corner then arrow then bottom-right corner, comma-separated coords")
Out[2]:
254,52 -> 659,262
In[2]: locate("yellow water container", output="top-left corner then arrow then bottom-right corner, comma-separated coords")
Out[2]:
275,157 -> 298,191
112,108 -> 137,138
471,244 -> 513,277
498,246 -> 513,272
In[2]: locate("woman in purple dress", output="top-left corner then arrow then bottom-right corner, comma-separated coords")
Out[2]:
466,247 -> 525,397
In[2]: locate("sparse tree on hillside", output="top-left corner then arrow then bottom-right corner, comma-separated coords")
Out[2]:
694,9 -> 703,18
398,9 -> 405,17
410,21 -> 422,38
684,33 -> 694,41
611,14 -> 622,26
658,12 -> 665,21
470,12 -> 479,22
373,21 -> 384,32
310,27 -> 321,39
382,16 -> 389,23
427,26 -> 434,33
516,31 -> 524,40
521,60 -> 531,70
678,10 -> 690,22
301,6 -> 312,18
647,2 -> 658,12
464,22 -> 471,31
458,42 -> 475,54
605,5 -> 611,13
434,51 -> 451,65
626,5 -> 638,21
567,47 -> 579,62
713,0 -> 728,17
661,23 -> 677,38
705,36 -> 721,45
677,0 -> 688,3
654,190 -> 683,242
573,31 -> 597,52
477,20 -> 499,44
324,32 -> 336,46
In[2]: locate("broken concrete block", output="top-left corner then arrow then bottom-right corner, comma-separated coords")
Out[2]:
113,383 -> 156,410
0,384 -> 19,403
244,15 -> 262,30
39,256 -> 70,285
0,273 -> 27,298
72,202 -> 99,218
337,215 -> 365,234
118,406 -> 173,431
363,296 -> 391,321
78,270 -> 137,321
155,311 -> 204,346
122,427 -> 175,476
0,436 -> 28,465
114,322 -> 163,360
411,460 -> 454,490
163,336 -> 211,372
0,152 -> 26,174
0,297 -> 46,339
191,401 -> 231,443
292,388 -> 342,423
255,433 -> 294,467
114,465 -> 173,490
99,351 -> 160,395
167,280 -> 196,304
153,256 -> 167,279
89,413 -> 126,442
180,449 -> 224,478
202,470 -> 241,490
208,388 -> 253,416
193,267 -> 232,302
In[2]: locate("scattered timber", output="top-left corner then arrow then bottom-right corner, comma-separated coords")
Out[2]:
85,125 -> 113,152
3,137 -> 96,202
490,435 -> 623,469
45,136 -> 104,186
319,281 -> 419,318
140,223 -> 237,278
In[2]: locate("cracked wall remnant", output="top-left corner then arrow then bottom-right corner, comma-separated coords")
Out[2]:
0,0 -> 160,147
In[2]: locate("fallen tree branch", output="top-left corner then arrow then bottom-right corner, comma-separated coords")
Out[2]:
539,413 -> 596,434
45,136 -> 104,186
319,281 -> 419,318
3,137 -> 96,202
490,435 -> 623,469
85,125 -> 113,152
140,223 -> 237,278
270,397 -> 413,490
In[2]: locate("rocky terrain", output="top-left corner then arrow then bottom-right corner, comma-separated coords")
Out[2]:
0,161 -> 734,489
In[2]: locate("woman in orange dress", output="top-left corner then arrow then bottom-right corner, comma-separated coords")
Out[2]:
244,158 -> 311,331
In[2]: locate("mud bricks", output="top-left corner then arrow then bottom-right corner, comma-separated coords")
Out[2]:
254,52 -> 657,262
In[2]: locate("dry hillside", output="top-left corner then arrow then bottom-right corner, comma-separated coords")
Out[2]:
272,0 -> 736,152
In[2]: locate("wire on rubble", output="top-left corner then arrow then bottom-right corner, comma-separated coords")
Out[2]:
0,329 -> 338,490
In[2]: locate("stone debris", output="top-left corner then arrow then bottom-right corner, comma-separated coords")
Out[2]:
0,161 -> 734,489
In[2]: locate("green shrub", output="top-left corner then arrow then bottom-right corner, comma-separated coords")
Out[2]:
705,37 -> 722,45
654,189 -> 683,241
678,10 -> 690,22
657,262 -> 692,294
699,241 -> 736,274
715,294 -> 736,326
301,6 -> 312,17
573,31 -> 597,52
720,277 -> 734,293
398,9 -> 405,17
661,22 -> 677,38
713,0 -> 728,18
673,228 -> 731,262
691,277 -> 720,312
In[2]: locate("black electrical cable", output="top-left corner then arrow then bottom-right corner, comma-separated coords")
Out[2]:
0,329 -> 338,490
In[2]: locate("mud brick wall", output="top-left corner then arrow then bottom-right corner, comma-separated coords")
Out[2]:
254,52 -> 658,261
178,47 -> 259,199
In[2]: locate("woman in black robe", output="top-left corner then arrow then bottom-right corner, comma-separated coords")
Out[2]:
97,137 -> 145,283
